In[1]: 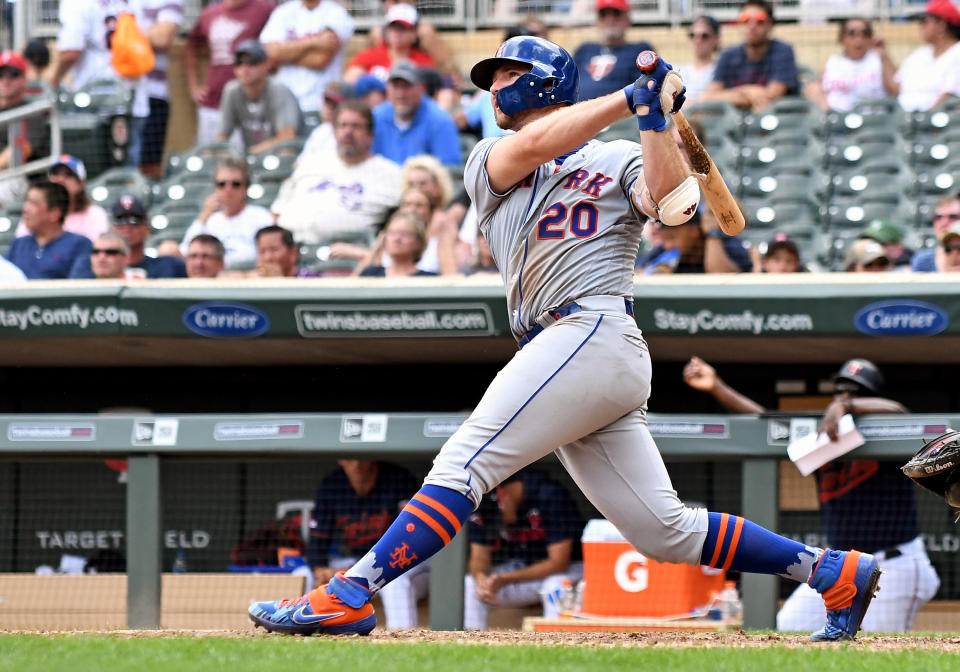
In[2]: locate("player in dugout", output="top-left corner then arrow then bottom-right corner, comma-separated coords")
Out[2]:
249,38 -> 882,642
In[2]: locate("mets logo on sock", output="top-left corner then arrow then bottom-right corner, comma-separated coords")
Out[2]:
389,542 -> 417,569
614,550 -> 648,592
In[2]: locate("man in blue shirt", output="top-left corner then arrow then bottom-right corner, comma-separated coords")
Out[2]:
371,61 -> 461,167
6,181 -> 90,279
701,0 -> 798,111
572,0 -> 654,102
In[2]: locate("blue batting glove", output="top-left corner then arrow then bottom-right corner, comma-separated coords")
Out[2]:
632,75 -> 666,132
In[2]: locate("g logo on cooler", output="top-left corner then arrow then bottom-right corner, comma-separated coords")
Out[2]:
614,550 -> 648,592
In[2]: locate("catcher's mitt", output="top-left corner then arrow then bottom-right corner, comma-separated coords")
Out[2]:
901,429 -> 960,509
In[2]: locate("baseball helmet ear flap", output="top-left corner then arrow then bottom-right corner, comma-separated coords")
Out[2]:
833,358 -> 884,395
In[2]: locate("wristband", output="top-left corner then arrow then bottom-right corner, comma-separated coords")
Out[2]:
705,229 -> 724,239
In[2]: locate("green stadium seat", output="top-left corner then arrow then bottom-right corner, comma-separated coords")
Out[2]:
151,179 -> 214,209
252,154 -> 297,184
86,167 -> 153,208
825,129 -> 908,170
166,142 -> 237,177
827,163 -> 913,202
738,171 -> 818,202
908,132 -> 960,169
742,195 -> 820,230
823,196 -> 916,229
458,132 -> 481,157
245,182 -> 281,208
914,164 -> 960,198
684,100 -> 742,142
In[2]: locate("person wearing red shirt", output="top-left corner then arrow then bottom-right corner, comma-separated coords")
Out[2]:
343,4 -> 434,85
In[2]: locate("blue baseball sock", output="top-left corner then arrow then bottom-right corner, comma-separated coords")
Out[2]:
333,484 -> 473,606
700,512 -> 821,582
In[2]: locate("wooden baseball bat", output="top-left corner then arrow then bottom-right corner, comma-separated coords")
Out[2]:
635,51 -> 746,236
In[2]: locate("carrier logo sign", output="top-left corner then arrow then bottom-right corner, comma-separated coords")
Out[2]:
183,302 -> 270,338
614,550 -> 648,592
854,300 -> 947,336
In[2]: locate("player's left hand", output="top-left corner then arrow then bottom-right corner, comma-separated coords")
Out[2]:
818,396 -> 848,441
631,76 -> 667,132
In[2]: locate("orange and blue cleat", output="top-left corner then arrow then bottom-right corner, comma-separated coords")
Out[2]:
248,572 -> 377,636
808,549 -> 882,641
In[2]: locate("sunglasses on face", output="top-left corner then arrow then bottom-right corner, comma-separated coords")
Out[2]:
845,28 -> 871,37
91,248 -> 124,256
738,10 -> 768,23
0,68 -> 23,80
216,180 -> 244,189
115,216 -> 145,227
935,212 -> 960,222
234,56 -> 262,67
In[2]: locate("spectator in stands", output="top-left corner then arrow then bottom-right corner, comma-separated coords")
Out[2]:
572,0 -> 654,102
15,156 -> 104,242
912,195 -> 960,272
676,16 -> 721,103
683,356 -> 940,634
354,75 -> 387,109
367,0 -> 461,99
102,196 -> 186,279
296,88 -> 344,163
400,155 -> 455,271
858,219 -> 913,269
7,181 -> 90,279
893,0 -> 960,112
185,234 -> 226,279
0,51 -> 49,210
179,156 -> 272,269
0,255 -> 26,283
258,0 -> 354,114
23,39 -> 50,88
24,156 -> 109,243
272,100 -> 402,246
372,62 -> 461,167
751,232 -> 805,273
637,210 -> 752,274
344,5 -> 435,85
308,459 -> 427,628
185,0 -> 276,147
357,211 -> 438,277
127,0 -> 183,177
935,223 -> 960,272
51,1 -> 149,142
217,40 -> 301,154
804,18 -> 897,113
89,231 -> 130,280
252,224 -> 316,277
844,238 -> 891,272
460,230 -> 498,276
464,467 -> 584,630
701,0 -> 798,111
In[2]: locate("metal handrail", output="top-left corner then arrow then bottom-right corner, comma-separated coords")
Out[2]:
0,96 -> 61,181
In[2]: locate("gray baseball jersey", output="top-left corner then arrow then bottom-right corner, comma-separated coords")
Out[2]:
464,137 -> 645,338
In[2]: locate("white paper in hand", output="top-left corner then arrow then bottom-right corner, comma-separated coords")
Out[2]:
787,414 -> 865,477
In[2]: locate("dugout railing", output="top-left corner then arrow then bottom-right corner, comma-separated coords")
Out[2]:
0,411 -> 952,631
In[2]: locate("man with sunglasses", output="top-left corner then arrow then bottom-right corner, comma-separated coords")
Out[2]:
683,357 -> 940,634
911,195 -> 960,272
89,231 -> 131,280
701,0 -> 798,111
0,51 -> 49,210
572,0 -> 654,102
73,195 -> 186,279
217,40 -> 301,154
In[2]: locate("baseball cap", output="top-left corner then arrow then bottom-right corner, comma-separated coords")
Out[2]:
385,3 -> 418,27
763,232 -> 799,258
50,154 -> 87,182
844,238 -> 889,269
597,0 -> 630,12
112,195 -> 147,220
354,74 -> 386,97
921,0 -> 960,26
859,218 -> 903,245
0,50 -> 27,74
234,39 -> 268,64
387,61 -> 421,84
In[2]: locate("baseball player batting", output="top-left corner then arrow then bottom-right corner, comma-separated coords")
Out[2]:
249,37 -> 881,641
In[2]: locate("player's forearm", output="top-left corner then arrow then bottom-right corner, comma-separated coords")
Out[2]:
638,124 -> 691,202
845,397 -> 908,416
709,378 -> 765,414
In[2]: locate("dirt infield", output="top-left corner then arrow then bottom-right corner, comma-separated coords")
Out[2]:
35,628 -> 960,651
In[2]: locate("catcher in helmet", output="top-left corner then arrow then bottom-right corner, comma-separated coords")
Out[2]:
684,356 -> 941,633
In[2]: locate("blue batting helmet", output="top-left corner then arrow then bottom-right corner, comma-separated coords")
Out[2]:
469,36 -> 579,116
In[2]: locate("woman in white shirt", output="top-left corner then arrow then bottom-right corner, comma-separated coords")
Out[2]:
805,18 -> 897,112
676,16 -> 721,103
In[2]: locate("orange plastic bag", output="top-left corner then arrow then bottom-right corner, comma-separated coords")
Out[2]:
111,13 -> 155,78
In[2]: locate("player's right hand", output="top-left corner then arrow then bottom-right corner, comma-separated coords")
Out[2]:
630,76 -> 666,132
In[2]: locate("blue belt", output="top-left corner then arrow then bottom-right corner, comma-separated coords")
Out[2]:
518,298 -> 634,350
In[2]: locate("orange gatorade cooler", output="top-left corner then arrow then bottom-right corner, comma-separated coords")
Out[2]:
580,519 -> 725,618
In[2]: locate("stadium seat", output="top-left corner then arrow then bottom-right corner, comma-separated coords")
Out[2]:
684,100 -> 742,142
458,132 -> 481,157
301,111 -> 322,135
908,132 -> 960,169
737,170 -> 818,202
737,223 -> 828,270
914,163 -> 960,198
741,195 -> 820,230
246,182 -> 281,208
741,105 -> 822,145
166,142 -> 236,177
825,129 -> 909,170
86,167 -> 153,209
151,179 -> 213,208
299,229 -> 376,275
827,163 -> 913,203
823,196 -> 917,229
252,154 -> 297,184
149,201 -> 199,236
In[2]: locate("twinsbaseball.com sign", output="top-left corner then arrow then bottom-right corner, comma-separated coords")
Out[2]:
294,303 -> 494,337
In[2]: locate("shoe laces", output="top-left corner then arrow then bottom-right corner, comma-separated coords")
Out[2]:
277,595 -> 309,609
